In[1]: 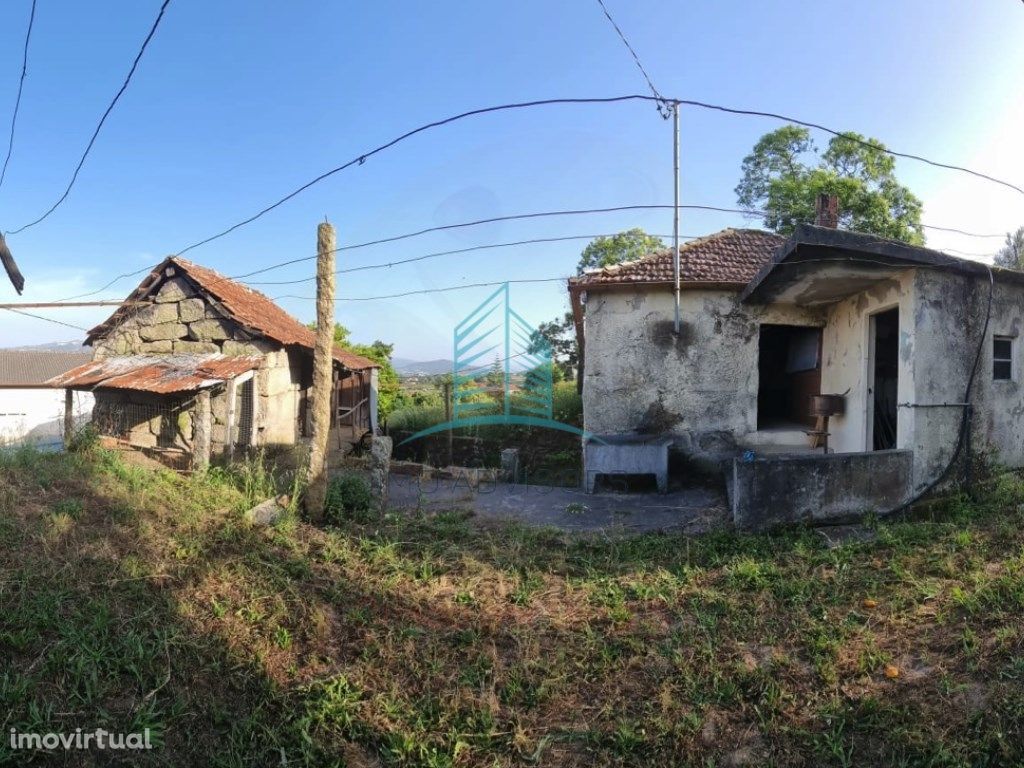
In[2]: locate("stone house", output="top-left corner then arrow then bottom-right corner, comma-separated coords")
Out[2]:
569,217 -> 1019,527
49,256 -> 379,468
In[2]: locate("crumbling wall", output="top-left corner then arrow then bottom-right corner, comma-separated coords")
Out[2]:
582,288 -> 824,468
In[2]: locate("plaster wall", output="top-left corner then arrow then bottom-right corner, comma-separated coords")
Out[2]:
819,270 -> 916,457
582,288 -> 824,465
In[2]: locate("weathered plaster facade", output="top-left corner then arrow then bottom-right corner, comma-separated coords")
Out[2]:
582,288 -> 824,467
582,267 -> 1019,495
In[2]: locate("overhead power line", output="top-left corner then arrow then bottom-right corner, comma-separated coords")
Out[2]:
275,276 -> 569,303
593,0 -> 669,116
6,0 -> 171,235
247,232 -> 685,286
1,306 -> 88,331
175,94 -> 1023,257
0,0 -> 37,191
229,204 -> 733,279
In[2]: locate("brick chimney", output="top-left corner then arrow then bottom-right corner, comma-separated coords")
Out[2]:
815,193 -> 839,228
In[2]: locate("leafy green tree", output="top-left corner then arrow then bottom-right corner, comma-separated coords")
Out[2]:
530,311 -> 577,381
576,228 -> 665,274
735,125 -> 924,244
994,226 -> 1024,270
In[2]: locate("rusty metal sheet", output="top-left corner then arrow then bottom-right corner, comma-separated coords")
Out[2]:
48,354 -> 262,393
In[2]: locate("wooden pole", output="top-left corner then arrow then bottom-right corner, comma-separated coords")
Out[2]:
305,221 -> 336,518
443,379 -> 453,467
63,389 -> 74,447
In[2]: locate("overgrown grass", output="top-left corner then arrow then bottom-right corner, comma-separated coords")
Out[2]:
1,446 -> 1023,765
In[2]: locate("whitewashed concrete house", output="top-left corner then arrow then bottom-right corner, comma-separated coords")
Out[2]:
0,350 -> 93,447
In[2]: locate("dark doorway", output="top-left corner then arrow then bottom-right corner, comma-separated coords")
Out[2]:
870,308 -> 899,450
757,325 -> 822,429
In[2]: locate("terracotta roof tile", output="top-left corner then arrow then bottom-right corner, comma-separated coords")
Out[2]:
569,228 -> 784,289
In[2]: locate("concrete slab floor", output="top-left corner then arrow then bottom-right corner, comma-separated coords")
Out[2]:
385,473 -> 730,535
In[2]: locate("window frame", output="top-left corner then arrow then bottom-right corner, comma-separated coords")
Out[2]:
993,335 -> 1014,381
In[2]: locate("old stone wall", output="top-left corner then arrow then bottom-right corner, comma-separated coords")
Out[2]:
92,390 -> 193,451
91,274 -> 306,449
582,288 -> 824,467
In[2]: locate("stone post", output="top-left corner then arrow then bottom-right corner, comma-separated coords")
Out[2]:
369,435 -> 392,505
305,221 -> 336,519
194,390 -> 212,471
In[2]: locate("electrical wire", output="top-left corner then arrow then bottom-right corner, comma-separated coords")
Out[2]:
5,0 -> 171,235
0,306 -> 88,331
247,233 -> 682,286
174,94 -> 1023,257
274,276 -> 570,303
0,0 -> 37,191
593,0 -> 670,116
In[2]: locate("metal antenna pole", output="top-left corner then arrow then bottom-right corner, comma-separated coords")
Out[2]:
672,101 -> 681,333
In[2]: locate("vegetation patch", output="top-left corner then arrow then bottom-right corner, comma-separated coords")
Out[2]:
1,446 -> 1023,765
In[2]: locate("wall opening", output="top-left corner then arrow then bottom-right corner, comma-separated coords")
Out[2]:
757,324 -> 822,430
869,308 -> 899,450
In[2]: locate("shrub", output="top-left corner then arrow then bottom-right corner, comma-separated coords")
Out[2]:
324,474 -> 374,524
67,423 -> 100,454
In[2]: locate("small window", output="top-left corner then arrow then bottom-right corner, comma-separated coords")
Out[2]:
994,336 -> 1013,380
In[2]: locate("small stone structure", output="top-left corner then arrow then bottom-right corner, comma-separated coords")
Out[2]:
53,256 -> 381,468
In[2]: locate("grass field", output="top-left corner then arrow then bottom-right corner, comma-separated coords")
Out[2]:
1,445 -> 1023,766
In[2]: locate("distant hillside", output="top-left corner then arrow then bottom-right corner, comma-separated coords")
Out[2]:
394,359 -> 453,377
2,340 -> 87,352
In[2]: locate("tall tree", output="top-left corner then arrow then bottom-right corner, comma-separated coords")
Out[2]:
576,228 -> 665,274
994,226 -> 1024,270
736,125 -> 925,244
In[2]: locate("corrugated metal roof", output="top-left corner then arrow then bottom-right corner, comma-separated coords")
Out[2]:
568,229 -> 785,289
0,350 -> 92,387
48,354 -> 262,394
86,257 -> 380,371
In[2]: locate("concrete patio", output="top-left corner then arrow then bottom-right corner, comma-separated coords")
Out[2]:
386,472 -> 730,534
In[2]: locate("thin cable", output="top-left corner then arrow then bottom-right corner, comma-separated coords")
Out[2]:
229,205 -> 736,280
1,306 -> 88,331
593,0 -> 669,116
0,0 -> 37,190
55,266 -> 153,302
6,0 -> 171,235
275,277 -> 569,303
175,94 -> 1022,256
247,233 -> 682,286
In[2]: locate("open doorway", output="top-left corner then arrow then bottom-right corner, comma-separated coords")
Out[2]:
869,308 -> 899,450
757,325 -> 822,429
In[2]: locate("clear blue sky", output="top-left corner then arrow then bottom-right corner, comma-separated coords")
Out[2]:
1,0 -> 1022,358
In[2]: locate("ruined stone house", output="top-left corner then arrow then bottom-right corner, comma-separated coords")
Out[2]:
569,220 -> 1021,528
49,257 -> 379,467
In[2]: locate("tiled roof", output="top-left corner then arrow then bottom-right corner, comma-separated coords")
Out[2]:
48,354 -> 263,393
569,229 -> 785,289
0,350 -> 92,387
87,258 -> 379,371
